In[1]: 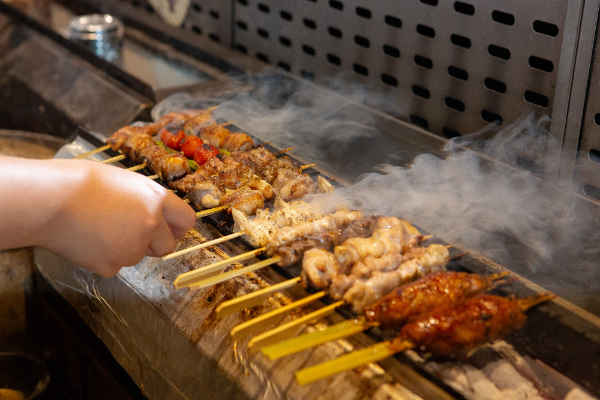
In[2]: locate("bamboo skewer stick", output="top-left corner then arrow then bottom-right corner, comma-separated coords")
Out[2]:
212,235 -> 443,316
301,163 -> 317,170
173,247 -> 265,289
294,292 -> 555,385
273,147 -> 294,156
195,205 -> 229,217
261,317 -> 377,360
295,338 -> 414,385
260,273 -> 514,360
216,277 -> 302,319
230,291 -> 327,341
75,144 -> 111,159
127,163 -> 147,172
162,231 -> 245,262
100,154 -> 126,164
147,174 -> 159,180
188,257 -> 281,289
247,300 -> 345,354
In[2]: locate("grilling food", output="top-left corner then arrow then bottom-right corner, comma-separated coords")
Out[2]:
363,271 -> 509,330
260,271 -> 510,360
105,109 -> 332,215
171,150 -> 332,214
303,243 -> 449,313
107,109 -> 209,152
294,293 -> 554,385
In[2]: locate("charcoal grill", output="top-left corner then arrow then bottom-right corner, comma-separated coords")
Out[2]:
3,1 -> 600,399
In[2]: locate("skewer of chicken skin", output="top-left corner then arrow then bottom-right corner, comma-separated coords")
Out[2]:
294,292 -> 554,384
260,271 -> 510,360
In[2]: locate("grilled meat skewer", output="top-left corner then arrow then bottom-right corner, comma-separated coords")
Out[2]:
364,271 -> 510,330
260,271 -> 512,360
294,293 -> 554,385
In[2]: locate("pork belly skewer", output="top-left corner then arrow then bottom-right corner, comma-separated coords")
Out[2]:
294,292 -> 554,385
260,271 -> 510,360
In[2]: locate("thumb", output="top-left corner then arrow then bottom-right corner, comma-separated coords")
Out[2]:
162,192 -> 197,238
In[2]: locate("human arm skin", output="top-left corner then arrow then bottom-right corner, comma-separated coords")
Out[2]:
0,155 -> 197,277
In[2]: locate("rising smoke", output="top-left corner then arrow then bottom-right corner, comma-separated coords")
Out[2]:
154,73 -> 600,314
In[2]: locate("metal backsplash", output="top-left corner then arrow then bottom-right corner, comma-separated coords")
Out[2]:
68,0 -> 600,200
233,0 -> 566,138
79,0 -> 566,139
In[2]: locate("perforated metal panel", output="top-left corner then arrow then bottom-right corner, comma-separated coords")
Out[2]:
232,0 -> 566,138
573,9 -> 600,201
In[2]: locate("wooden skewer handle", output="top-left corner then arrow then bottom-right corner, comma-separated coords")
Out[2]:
261,317 -> 373,360
173,246 -> 264,289
301,163 -> 316,170
196,205 -> 229,218
100,154 -> 126,164
295,340 -> 400,385
216,277 -> 302,319
247,300 -> 344,354
74,144 -> 111,159
188,256 -> 281,289
163,231 -> 245,262
127,163 -> 147,172
230,291 -> 326,341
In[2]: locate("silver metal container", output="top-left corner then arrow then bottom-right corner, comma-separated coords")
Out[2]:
64,14 -> 123,61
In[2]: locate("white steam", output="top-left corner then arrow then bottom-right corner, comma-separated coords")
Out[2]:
154,74 -> 600,313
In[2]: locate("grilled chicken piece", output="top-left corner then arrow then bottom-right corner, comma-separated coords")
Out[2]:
219,164 -> 254,189
364,271 -> 503,330
266,210 -> 364,251
184,177 -> 225,209
271,168 -> 301,189
107,125 -> 156,151
278,174 -> 317,201
261,156 -> 302,183
301,248 -> 343,288
182,110 -> 215,135
221,187 -> 265,215
231,147 -> 276,169
139,145 -> 168,173
247,175 -> 275,199
400,294 -> 530,356
157,153 -> 191,182
221,132 -> 254,152
121,133 -> 155,164
201,124 -> 231,148
169,155 -> 229,191
232,198 -> 323,247
343,244 -> 450,313
317,176 -> 334,194
334,219 -> 422,270
274,216 -> 379,268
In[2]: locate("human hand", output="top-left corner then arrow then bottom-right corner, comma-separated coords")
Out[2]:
0,156 -> 197,277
